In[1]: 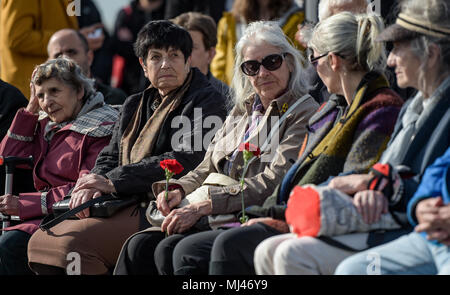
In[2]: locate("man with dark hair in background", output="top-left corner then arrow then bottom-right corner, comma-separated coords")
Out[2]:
48,29 -> 127,105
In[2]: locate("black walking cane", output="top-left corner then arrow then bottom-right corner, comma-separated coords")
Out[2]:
0,156 -> 34,234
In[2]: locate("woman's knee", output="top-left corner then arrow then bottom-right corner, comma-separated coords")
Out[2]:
126,231 -> 165,261
253,237 -> 279,275
334,252 -> 368,275
154,234 -> 185,275
0,230 -> 30,257
211,228 -> 246,260
172,231 -> 219,275
272,236 -> 319,274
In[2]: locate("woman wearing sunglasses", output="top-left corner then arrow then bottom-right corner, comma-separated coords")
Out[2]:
181,11 -> 406,276
113,21 -> 318,275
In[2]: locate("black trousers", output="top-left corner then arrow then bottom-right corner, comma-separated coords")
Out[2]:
170,223 -> 282,275
0,230 -> 34,275
113,228 -> 200,275
113,230 -> 166,275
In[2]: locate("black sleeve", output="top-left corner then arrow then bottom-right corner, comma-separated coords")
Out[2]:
164,0 -> 191,19
0,81 -> 28,140
111,9 -> 136,59
96,87 -> 227,196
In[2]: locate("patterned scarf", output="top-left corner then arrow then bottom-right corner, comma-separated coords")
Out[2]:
120,70 -> 193,166
295,73 -> 400,186
224,95 -> 264,176
43,92 -> 109,142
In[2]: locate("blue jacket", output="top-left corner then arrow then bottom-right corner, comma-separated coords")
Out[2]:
407,147 -> 450,244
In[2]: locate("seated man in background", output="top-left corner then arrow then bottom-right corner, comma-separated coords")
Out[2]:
47,29 -> 128,105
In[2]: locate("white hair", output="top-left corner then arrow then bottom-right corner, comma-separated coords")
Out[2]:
231,21 -> 310,112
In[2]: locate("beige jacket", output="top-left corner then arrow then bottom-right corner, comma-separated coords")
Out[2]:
153,91 -> 318,215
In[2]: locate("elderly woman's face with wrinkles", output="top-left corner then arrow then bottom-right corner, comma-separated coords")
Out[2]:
141,47 -> 191,96
35,78 -> 84,123
242,42 -> 291,103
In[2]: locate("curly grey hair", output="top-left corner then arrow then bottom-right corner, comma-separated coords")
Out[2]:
31,58 -> 95,100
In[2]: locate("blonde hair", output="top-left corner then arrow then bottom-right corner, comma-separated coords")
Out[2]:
309,11 -> 386,73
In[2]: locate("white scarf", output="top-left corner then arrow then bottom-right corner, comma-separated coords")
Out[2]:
380,76 -> 450,165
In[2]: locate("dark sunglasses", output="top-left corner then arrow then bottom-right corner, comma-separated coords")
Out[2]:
241,53 -> 287,76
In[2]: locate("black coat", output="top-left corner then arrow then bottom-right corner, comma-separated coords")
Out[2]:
112,0 -> 165,95
91,68 -> 228,196
164,0 -> 226,24
0,79 -> 34,195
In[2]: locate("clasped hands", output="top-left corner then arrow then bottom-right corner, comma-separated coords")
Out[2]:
155,189 -> 212,235
415,197 -> 450,245
70,174 -> 116,219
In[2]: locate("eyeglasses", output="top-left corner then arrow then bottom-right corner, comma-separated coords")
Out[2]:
308,52 -> 329,66
240,53 -> 287,76
307,48 -> 345,67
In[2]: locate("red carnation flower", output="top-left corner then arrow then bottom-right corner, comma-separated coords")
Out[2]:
160,159 -> 184,175
160,159 -> 184,202
238,142 -> 261,157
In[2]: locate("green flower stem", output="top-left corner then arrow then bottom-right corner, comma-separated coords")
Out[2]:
164,168 -> 173,202
239,158 -> 251,224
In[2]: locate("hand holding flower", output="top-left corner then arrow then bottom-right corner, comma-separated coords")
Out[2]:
160,159 -> 184,202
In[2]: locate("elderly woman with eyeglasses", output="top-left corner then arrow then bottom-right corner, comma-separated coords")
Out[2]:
334,0 -> 450,275
113,20 -> 318,275
187,11 -> 406,276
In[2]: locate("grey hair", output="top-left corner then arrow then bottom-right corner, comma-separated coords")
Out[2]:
32,58 -> 95,100
318,0 -> 370,21
309,11 -> 387,74
400,0 -> 450,92
231,21 -> 310,112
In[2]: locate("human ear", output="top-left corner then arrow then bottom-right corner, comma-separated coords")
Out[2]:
329,53 -> 341,72
77,87 -> 85,101
207,47 -> 216,64
427,43 -> 441,70
185,56 -> 192,72
139,57 -> 148,78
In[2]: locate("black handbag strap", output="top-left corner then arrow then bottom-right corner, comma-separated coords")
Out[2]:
39,194 -> 114,231
317,236 -> 364,252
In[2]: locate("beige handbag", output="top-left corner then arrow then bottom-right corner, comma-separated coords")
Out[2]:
146,173 -> 240,230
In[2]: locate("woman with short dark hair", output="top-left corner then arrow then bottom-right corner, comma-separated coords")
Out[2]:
26,20 -> 228,275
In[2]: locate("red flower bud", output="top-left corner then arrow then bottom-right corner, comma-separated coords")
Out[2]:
238,142 -> 261,157
160,159 -> 184,175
